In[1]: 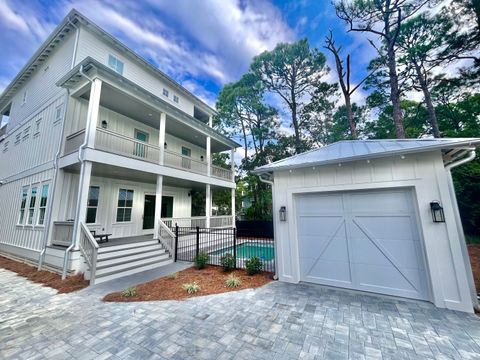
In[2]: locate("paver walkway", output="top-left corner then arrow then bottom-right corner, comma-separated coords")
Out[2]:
1,268 -> 480,360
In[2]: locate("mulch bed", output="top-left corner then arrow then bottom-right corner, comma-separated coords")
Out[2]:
0,255 -> 88,293
468,245 -> 480,293
103,265 -> 273,302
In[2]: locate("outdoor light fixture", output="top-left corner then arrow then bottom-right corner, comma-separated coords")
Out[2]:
101,120 -> 108,129
430,201 -> 445,223
279,206 -> 287,222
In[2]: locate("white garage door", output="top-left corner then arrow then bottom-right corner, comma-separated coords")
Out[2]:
296,189 -> 429,300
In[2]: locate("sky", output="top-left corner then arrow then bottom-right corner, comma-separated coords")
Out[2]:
0,0 -> 377,111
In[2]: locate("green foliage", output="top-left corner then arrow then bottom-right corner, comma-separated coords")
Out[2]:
245,257 -> 263,276
194,251 -> 209,270
220,253 -> 236,272
182,282 -> 200,294
122,287 -> 137,298
167,272 -> 177,280
225,274 -> 242,288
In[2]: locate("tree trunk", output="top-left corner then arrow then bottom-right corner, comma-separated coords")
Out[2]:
413,62 -> 441,138
386,47 -> 406,139
291,102 -> 302,153
344,95 -> 357,138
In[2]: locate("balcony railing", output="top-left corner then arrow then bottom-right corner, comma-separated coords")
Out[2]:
211,165 -> 233,181
164,150 -> 207,175
64,129 -> 85,155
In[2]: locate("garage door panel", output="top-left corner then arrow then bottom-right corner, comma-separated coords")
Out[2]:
297,216 -> 344,237
297,194 -> 344,215
350,191 -> 411,213
301,259 -> 352,285
353,216 -> 415,241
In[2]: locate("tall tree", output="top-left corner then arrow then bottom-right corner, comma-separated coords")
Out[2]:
335,0 -> 436,139
324,30 -> 373,138
250,39 -> 329,153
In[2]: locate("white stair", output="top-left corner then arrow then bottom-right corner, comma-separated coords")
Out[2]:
85,240 -> 173,284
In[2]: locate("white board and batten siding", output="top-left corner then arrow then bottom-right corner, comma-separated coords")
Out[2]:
56,173 -> 191,238
272,151 -> 474,313
74,26 -> 196,117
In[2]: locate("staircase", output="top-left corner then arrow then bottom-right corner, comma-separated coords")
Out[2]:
85,239 -> 172,284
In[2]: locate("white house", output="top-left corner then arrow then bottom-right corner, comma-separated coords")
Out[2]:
255,139 -> 480,313
0,9 -> 239,283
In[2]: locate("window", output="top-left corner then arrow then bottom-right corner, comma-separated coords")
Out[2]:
23,127 -> 30,141
54,105 -> 63,124
22,89 -> 27,105
3,141 -> 8,153
15,133 -> 21,145
181,146 -> 191,157
108,55 -> 124,75
27,187 -> 38,225
18,188 -> 28,224
86,186 -> 100,224
116,189 -> 133,222
163,88 -> 169,97
37,184 -> 49,225
34,119 -> 41,137
173,95 -> 179,103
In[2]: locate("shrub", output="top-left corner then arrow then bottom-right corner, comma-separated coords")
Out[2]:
194,251 -> 209,269
245,257 -> 262,275
168,272 -> 177,280
225,274 -> 241,288
182,282 -> 200,294
122,287 -> 137,298
220,253 -> 236,272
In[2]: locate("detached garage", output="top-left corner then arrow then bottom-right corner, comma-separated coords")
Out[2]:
255,139 -> 480,313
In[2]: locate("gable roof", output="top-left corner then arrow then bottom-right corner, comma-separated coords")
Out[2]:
0,9 -> 217,117
255,138 -> 480,173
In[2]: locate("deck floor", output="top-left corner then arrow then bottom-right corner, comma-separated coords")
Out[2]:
98,234 -> 154,247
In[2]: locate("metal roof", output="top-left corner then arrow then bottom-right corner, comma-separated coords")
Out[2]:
255,138 -> 480,173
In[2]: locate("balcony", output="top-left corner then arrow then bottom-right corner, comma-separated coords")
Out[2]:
64,128 -> 234,181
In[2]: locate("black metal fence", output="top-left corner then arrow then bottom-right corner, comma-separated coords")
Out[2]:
174,226 -> 275,273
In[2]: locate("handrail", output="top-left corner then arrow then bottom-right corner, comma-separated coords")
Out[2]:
158,219 -> 175,255
96,127 -> 161,149
78,222 -> 99,285
211,164 -> 233,181
164,150 -> 208,175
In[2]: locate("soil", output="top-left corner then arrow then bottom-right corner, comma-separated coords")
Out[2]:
103,265 -> 273,302
468,245 -> 480,293
0,255 -> 88,293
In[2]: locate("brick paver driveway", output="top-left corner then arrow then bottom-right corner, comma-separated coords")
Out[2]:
1,268 -> 480,360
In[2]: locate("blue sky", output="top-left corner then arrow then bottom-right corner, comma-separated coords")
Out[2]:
0,0 -> 376,109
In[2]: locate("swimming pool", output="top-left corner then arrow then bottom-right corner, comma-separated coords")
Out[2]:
212,242 -> 275,261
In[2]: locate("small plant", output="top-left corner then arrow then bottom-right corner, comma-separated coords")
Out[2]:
245,256 -> 262,276
220,253 -> 235,272
182,282 -> 200,294
168,272 -> 177,280
225,274 -> 241,288
194,251 -> 209,269
122,286 -> 137,298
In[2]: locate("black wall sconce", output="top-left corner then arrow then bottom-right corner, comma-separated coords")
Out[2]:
101,120 -> 108,129
164,142 -> 167,149
430,201 -> 445,223
200,155 -> 204,162
279,206 -> 287,222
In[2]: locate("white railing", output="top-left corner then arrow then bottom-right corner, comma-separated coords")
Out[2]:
158,219 -> 175,255
211,165 -> 233,181
162,216 -> 207,228
164,150 -> 208,175
210,215 -> 234,228
64,129 -> 85,155
95,128 -> 161,164
78,222 -> 99,285
52,221 -> 74,247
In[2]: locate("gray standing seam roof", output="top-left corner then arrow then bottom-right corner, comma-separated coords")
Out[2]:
254,138 -> 480,173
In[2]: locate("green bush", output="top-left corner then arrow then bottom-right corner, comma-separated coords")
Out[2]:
245,256 -> 262,275
167,272 -> 177,280
194,251 -> 209,269
220,253 -> 236,272
122,287 -> 137,298
182,282 -> 200,294
225,274 -> 241,288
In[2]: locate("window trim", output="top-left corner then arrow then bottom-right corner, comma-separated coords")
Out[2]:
108,54 -> 124,75
181,146 -> 192,157
115,188 -> 134,223
173,94 -> 179,103
163,88 -> 169,97
86,186 -> 100,224
36,183 -> 50,226
22,89 -> 27,105
54,104 -> 63,125
18,187 -> 29,225
26,185 -> 38,226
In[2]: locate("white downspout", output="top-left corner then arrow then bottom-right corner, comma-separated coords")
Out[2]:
38,18 -> 80,270
444,149 -> 479,311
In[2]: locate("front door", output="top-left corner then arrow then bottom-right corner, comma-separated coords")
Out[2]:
143,194 -> 156,230
161,196 -> 174,218
134,129 -> 149,158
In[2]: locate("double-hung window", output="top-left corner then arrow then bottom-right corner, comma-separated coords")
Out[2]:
37,184 -> 49,225
116,188 -> 133,222
18,188 -> 28,224
86,186 -> 100,224
27,187 -> 38,225
108,55 -> 124,75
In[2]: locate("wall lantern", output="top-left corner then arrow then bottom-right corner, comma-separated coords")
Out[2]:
101,120 -> 108,129
279,206 -> 287,222
164,142 -> 167,149
430,201 -> 445,223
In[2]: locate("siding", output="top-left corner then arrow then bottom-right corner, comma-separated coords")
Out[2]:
74,26 -> 196,117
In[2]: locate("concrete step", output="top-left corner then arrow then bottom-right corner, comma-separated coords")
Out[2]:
97,244 -> 165,260
92,258 -> 173,284
97,240 -> 159,254
96,249 -> 168,268
95,253 -> 170,276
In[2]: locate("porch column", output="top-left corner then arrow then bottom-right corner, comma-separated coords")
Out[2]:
85,78 -> 102,148
231,148 -> 235,182
153,175 -> 163,239
208,115 -> 213,128
205,184 -> 211,228
206,136 -> 211,176
72,161 -> 93,249
159,112 -> 166,165
231,188 -> 236,227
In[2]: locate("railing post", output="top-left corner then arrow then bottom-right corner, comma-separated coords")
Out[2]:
174,225 -> 179,262
233,227 -> 237,269
196,226 -> 200,259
